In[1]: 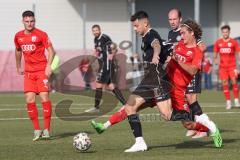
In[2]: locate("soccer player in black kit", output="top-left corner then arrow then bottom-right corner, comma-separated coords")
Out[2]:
85,25 -> 126,113
168,8 -> 207,138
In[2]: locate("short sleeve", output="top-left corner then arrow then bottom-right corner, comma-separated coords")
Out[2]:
213,40 -> 219,53
41,32 -> 52,48
233,39 -> 240,52
14,34 -> 21,50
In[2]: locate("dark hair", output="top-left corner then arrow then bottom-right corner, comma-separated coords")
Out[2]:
181,19 -> 202,40
221,25 -> 230,31
169,8 -> 182,18
131,11 -> 149,21
22,10 -> 34,18
92,24 -> 101,29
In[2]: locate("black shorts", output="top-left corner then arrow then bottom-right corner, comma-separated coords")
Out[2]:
186,72 -> 202,94
132,64 -> 171,103
96,60 -> 117,84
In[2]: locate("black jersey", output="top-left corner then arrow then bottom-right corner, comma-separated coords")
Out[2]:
141,29 -> 166,64
168,28 -> 202,44
94,34 -> 112,61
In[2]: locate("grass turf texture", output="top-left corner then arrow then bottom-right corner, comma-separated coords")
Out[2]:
0,90 -> 240,160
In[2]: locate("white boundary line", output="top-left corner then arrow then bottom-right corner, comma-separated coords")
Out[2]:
0,111 -> 240,121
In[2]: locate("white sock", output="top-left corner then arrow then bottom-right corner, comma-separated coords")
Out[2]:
234,98 -> 239,103
196,114 -> 217,134
135,137 -> 145,143
103,121 -> 111,129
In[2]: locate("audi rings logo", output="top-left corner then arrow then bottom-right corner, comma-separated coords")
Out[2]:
21,44 -> 36,52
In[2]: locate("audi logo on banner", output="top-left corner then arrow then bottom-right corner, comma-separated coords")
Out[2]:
21,44 -> 36,52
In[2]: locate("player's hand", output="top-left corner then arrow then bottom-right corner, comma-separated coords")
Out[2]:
45,64 -> 52,78
16,67 -> 24,75
151,56 -> 159,65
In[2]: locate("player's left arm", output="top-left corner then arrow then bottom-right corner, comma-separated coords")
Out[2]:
42,33 -> 55,77
176,62 -> 199,76
151,39 -> 161,65
45,46 -> 56,77
173,49 -> 203,76
108,42 -> 118,60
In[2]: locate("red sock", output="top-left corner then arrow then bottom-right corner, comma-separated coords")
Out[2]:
194,122 -> 209,132
109,107 -> 127,125
223,85 -> 230,100
27,103 -> 40,130
42,101 -> 52,131
232,84 -> 239,99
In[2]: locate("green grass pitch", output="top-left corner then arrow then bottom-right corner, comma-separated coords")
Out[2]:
0,90 -> 240,160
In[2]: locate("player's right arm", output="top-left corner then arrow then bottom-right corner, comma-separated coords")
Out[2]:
213,40 -> 219,65
14,34 -> 24,75
15,48 -> 24,75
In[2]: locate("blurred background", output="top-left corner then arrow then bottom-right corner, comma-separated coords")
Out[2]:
0,0 -> 239,92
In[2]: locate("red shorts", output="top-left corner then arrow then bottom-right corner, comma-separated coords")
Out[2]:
219,67 -> 238,80
170,86 -> 189,112
24,71 -> 49,93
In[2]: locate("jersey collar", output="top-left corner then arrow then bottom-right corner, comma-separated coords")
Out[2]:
97,34 -> 103,40
142,28 -> 152,37
173,27 -> 181,32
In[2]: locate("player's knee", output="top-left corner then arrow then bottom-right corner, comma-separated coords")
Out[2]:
124,104 -> 134,115
25,96 -> 36,103
182,121 -> 194,130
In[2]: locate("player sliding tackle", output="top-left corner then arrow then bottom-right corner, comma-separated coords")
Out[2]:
91,11 -> 222,152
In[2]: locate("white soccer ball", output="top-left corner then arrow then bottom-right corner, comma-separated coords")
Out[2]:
73,132 -> 91,151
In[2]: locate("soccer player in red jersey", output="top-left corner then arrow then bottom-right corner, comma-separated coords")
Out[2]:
14,10 -> 55,141
213,25 -> 240,109
91,13 -> 222,151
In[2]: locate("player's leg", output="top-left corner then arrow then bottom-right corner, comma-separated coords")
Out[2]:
107,83 -> 126,105
39,92 -> 52,139
219,68 -> 231,109
229,68 -> 239,107
185,74 -> 205,137
25,92 -> 42,141
91,101 -> 153,134
124,94 -> 147,152
37,72 -> 52,139
85,82 -> 103,112
24,72 -> 41,141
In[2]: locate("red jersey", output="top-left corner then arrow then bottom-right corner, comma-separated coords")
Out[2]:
167,41 -> 203,88
213,38 -> 239,68
14,28 -> 52,72
203,57 -> 212,73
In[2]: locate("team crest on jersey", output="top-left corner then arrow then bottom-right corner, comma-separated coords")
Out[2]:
19,38 -> 23,42
186,51 -> 192,56
227,42 -> 232,47
31,36 -> 37,42
176,35 -> 181,42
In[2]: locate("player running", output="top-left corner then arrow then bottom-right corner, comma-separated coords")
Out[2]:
85,24 -> 126,113
14,10 -> 55,141
213,25 -> 240,109
167,8 -> 207,138
91,11 -> 222,152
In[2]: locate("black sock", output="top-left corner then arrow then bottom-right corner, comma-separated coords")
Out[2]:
189,101 -> 203,120
94,88 -> 102,109
170,109 -> 191,121
112,88 -> 126,105
128,114 -> 142,138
